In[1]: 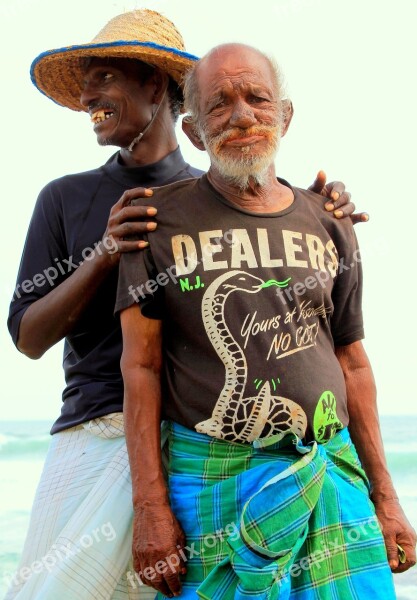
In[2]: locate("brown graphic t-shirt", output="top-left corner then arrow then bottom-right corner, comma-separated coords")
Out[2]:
116,175 -> 364,444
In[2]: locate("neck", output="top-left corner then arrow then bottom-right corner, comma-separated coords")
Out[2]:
207,164 -> 294,213
119,108 -> 178,167
119,138 -> 178,167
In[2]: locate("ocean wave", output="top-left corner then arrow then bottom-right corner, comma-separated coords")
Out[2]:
385,450 -> 417,479
385,442 -> 417,454
1,431 -> 416,461
0,433 -> 50,459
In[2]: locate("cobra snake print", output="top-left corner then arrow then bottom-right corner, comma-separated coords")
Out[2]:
196,270 -> 307,442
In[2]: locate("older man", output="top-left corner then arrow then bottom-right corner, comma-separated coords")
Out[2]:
7,9 -> 360,600
117,43 -> 416,599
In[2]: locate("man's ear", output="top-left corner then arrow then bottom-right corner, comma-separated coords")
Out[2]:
151,69 -> 169,104
182,117 -> 206,151
281,99 -> 294,137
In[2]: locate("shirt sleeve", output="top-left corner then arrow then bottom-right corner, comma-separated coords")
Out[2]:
330,224 -> 364,346
7,181 -> 69,347
115,245 -> 164,320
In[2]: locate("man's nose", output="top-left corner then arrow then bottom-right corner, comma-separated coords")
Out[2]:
229,101 -> 257,128
79,81 -> 99,109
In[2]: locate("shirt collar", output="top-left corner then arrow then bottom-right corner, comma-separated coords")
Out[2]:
102,146 -> 190,187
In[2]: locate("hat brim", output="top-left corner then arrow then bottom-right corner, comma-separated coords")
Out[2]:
30,41 -> 199,112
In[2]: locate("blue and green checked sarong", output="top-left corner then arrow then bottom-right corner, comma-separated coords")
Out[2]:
159,423 -> 396,599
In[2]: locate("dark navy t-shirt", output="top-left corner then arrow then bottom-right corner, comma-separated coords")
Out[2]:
116,175 -> 364,444
8,148 -> 202,434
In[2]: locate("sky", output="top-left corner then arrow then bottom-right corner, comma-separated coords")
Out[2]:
1,0 -> 416,421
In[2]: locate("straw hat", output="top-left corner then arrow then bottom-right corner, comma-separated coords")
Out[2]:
30,9 -> 199,112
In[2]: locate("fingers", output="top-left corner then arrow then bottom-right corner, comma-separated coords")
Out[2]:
110,187 -> 158,237
384,528 -> 417,573
312,176 -> 369,224
114,239 -> 149,253
386,536 -> 401,571
324,192 -> 370,224
114,210 -> 157,236
350,212 -> 370,225
106,215 -> 154,253
131,507 -> 187,597
390,538 -> 417,574
113,204 -> 157,226
324,191 -> 352,212
324,181 -> 346,201
139,570 -> 182,598
324,201 -> 369,224
374,500 -> 416,574
106,195 -> 158,254
116,187 -> 154,207
308,170 -> 327,194
310,174 -> 367,225
164,569 -> 184,597
134,549 -> 185,597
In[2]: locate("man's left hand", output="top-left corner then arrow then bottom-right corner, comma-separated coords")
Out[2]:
373,496 -> 417,573
309,170 -> 369,224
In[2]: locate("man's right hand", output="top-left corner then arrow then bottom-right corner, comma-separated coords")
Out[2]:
132,500 -> 186,597
102,187 -> 158,264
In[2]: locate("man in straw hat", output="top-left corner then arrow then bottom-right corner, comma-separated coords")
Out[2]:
7,9 -> 362,600
116,42 -> 416,599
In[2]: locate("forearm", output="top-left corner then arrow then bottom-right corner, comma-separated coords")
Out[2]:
120,308 -> 185,592
17,250 -> 116,358
337,341 -> 417,571
120,308 -> 167,505
336,342 -> 396,500
123,363 -> 167,507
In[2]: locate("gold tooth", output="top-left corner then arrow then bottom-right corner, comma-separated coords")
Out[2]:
91,109 -> 106,123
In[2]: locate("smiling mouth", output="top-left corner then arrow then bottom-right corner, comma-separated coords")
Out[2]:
90,109 -> 115,124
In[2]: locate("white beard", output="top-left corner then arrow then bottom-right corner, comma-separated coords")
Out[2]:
201,125 -> 281,191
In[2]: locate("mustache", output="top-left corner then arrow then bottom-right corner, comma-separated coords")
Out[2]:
88,101 -> 118,114
205,125 -> 280,150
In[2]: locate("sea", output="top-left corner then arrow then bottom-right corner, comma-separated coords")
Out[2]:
0,417 -> 416,599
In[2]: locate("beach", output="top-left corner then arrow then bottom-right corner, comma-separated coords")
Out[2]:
1,416 -> 416,598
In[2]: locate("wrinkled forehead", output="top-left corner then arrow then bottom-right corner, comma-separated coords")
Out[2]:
197,45 -> 275,90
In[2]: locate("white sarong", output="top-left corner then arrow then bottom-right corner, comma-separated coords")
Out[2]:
4,414 -> 156,600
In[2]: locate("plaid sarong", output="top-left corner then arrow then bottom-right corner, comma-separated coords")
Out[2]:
162,423 -> 396,599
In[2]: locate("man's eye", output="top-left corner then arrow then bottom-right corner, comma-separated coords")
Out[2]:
103,73 -> 114,81
250,95 -> 268,103
210,100 -> 226,112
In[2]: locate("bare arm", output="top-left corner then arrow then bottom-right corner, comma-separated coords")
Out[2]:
336,341 -> 416,572
120,304 -> 185,596
17,188 -> 156,358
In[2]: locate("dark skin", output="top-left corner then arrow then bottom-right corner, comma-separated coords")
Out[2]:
121,311 -> 185,596
16,58 -> 376,596
336,342 -> 417,574
17,57 -> 362,358
189,44 -> 414,572
120,45 -> 415,596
